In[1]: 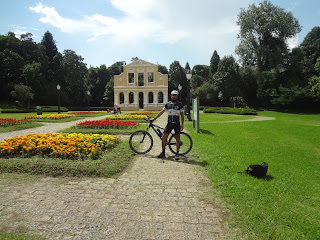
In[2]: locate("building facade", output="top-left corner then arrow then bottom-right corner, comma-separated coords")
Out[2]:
114,59 -> 168,111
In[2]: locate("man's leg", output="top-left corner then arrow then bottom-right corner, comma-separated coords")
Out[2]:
174,134 -> 181,160
157,133 -> 168,158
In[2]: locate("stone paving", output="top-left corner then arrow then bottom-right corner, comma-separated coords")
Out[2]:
0,114 -> 230,239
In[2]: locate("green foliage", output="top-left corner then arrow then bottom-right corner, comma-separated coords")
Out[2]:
203,107 -> 257,115
169,60 -> 188,104
191,82 -> 218,106
212,56 -> 242,105
209,50 -> 220,80
236,0 -> 301,72
10,83 -> 34,107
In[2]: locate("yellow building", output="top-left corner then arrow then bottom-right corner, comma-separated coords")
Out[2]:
114,59 -> 168,111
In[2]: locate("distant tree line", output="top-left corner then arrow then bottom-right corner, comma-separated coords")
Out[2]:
0,1 -> 319,110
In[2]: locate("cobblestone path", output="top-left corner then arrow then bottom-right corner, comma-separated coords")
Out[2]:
0,114 -> 229,239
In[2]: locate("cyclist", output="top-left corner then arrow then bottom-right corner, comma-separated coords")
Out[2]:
151,90 -> 184,160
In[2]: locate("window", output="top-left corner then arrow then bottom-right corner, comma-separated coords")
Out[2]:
148,92 -> 154,103
138,73 -> 144,86
129,92 -> 134,103
119,92 -> 124,104
148,72 -> 154,82
158,92 -> 163,103
128,73 -> 134,83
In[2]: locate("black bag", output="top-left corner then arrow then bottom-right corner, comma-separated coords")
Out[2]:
243,162 -> 268,178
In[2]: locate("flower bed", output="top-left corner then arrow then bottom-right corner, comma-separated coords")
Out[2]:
0,133 -> 120,160
106,114 -> 147,120
70,111 -> 107,116
128,111 -> 153,115
0,118 -> 32,127
25,114 -> 76,120
76,119 -> 138,129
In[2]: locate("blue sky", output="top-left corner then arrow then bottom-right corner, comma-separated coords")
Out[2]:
0,0 -> 319,68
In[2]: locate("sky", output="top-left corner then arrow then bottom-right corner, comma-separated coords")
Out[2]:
0,0 -> 319,68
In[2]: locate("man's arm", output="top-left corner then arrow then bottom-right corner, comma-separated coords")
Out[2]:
151,109 -> 165,122
180,111 -> 184,131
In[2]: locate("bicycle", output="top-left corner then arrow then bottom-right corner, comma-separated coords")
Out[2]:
129,116 -> 193,155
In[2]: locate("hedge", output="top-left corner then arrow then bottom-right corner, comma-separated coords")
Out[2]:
0,106 -> 68,113
67,107 -> 113,111
203,107 -> 257,115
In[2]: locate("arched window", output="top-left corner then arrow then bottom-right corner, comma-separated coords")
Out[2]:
119,92 -> 124,104
129,92 -> 134,103
148,92 -> 154,103
158,92 -> 164,103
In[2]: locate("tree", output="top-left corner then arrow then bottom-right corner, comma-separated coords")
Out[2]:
300,27 -> 320,77
10,83 -> 34,107
41,31 -> 58,61
309,57 -> 320,100
158,64 -> 168,74
236,1 -> 301,72
212,56 -> 242,106
62,50 -> 88,106
209,50 -> 220,80
169,61 -> 187,104
191,82 -> 218,107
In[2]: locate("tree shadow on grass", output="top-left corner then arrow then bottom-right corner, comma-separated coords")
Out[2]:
199,129 -> 215,136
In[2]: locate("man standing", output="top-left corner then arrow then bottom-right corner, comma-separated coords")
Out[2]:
151,90 -> 184,160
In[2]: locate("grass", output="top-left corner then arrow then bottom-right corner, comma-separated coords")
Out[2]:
0,140 -> 135,178
0,232 -> 38,240
0,123 -> 43,133
185,111 -> 320,240
58,123 -> 147,135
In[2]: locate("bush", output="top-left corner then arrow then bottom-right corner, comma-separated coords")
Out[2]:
203,107 -> 257,115
0,106 -> 68,113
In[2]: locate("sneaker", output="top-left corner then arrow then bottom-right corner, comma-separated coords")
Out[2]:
174,154 -> 180,160
157,151 -> 165,158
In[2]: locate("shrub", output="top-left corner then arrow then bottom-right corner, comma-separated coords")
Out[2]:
203,107 -> 257,115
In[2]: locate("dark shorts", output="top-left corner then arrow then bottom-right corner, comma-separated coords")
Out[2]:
164,122 -> 180,135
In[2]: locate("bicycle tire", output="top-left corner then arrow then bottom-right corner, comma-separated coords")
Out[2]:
168,132 -> 193,155
129,130 -> 153,154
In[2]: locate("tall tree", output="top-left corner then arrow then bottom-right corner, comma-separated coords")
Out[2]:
209,50 -> 220,80
212,56 -> 242,106
300,26 -> 320,78
169,61 -> 187,104
62,50 -> 88,106
236,1 -> 301,72
41,31 -> 58,61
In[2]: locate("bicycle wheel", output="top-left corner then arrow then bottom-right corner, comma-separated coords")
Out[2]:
168,132 -> 193,155
129,130 -> 153,154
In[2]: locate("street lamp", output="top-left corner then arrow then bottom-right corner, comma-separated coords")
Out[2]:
56,84 -> 61,114
87,90 -> 91,111
178,84 -> 182,102
185,73 -> 192,121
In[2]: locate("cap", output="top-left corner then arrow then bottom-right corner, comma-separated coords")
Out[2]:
171,90 -> 179,95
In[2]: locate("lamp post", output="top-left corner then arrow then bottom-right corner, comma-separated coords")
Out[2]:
178,84 -> 182,102
57,84 -> 61,114
185,73 -> 192,121
87,90 -> 91,111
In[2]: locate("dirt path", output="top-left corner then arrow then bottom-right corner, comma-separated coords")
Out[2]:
0,114 -> 230,239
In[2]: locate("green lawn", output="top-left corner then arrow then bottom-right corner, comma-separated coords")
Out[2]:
194,112 -> 255,122
185,111 -> 320,240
